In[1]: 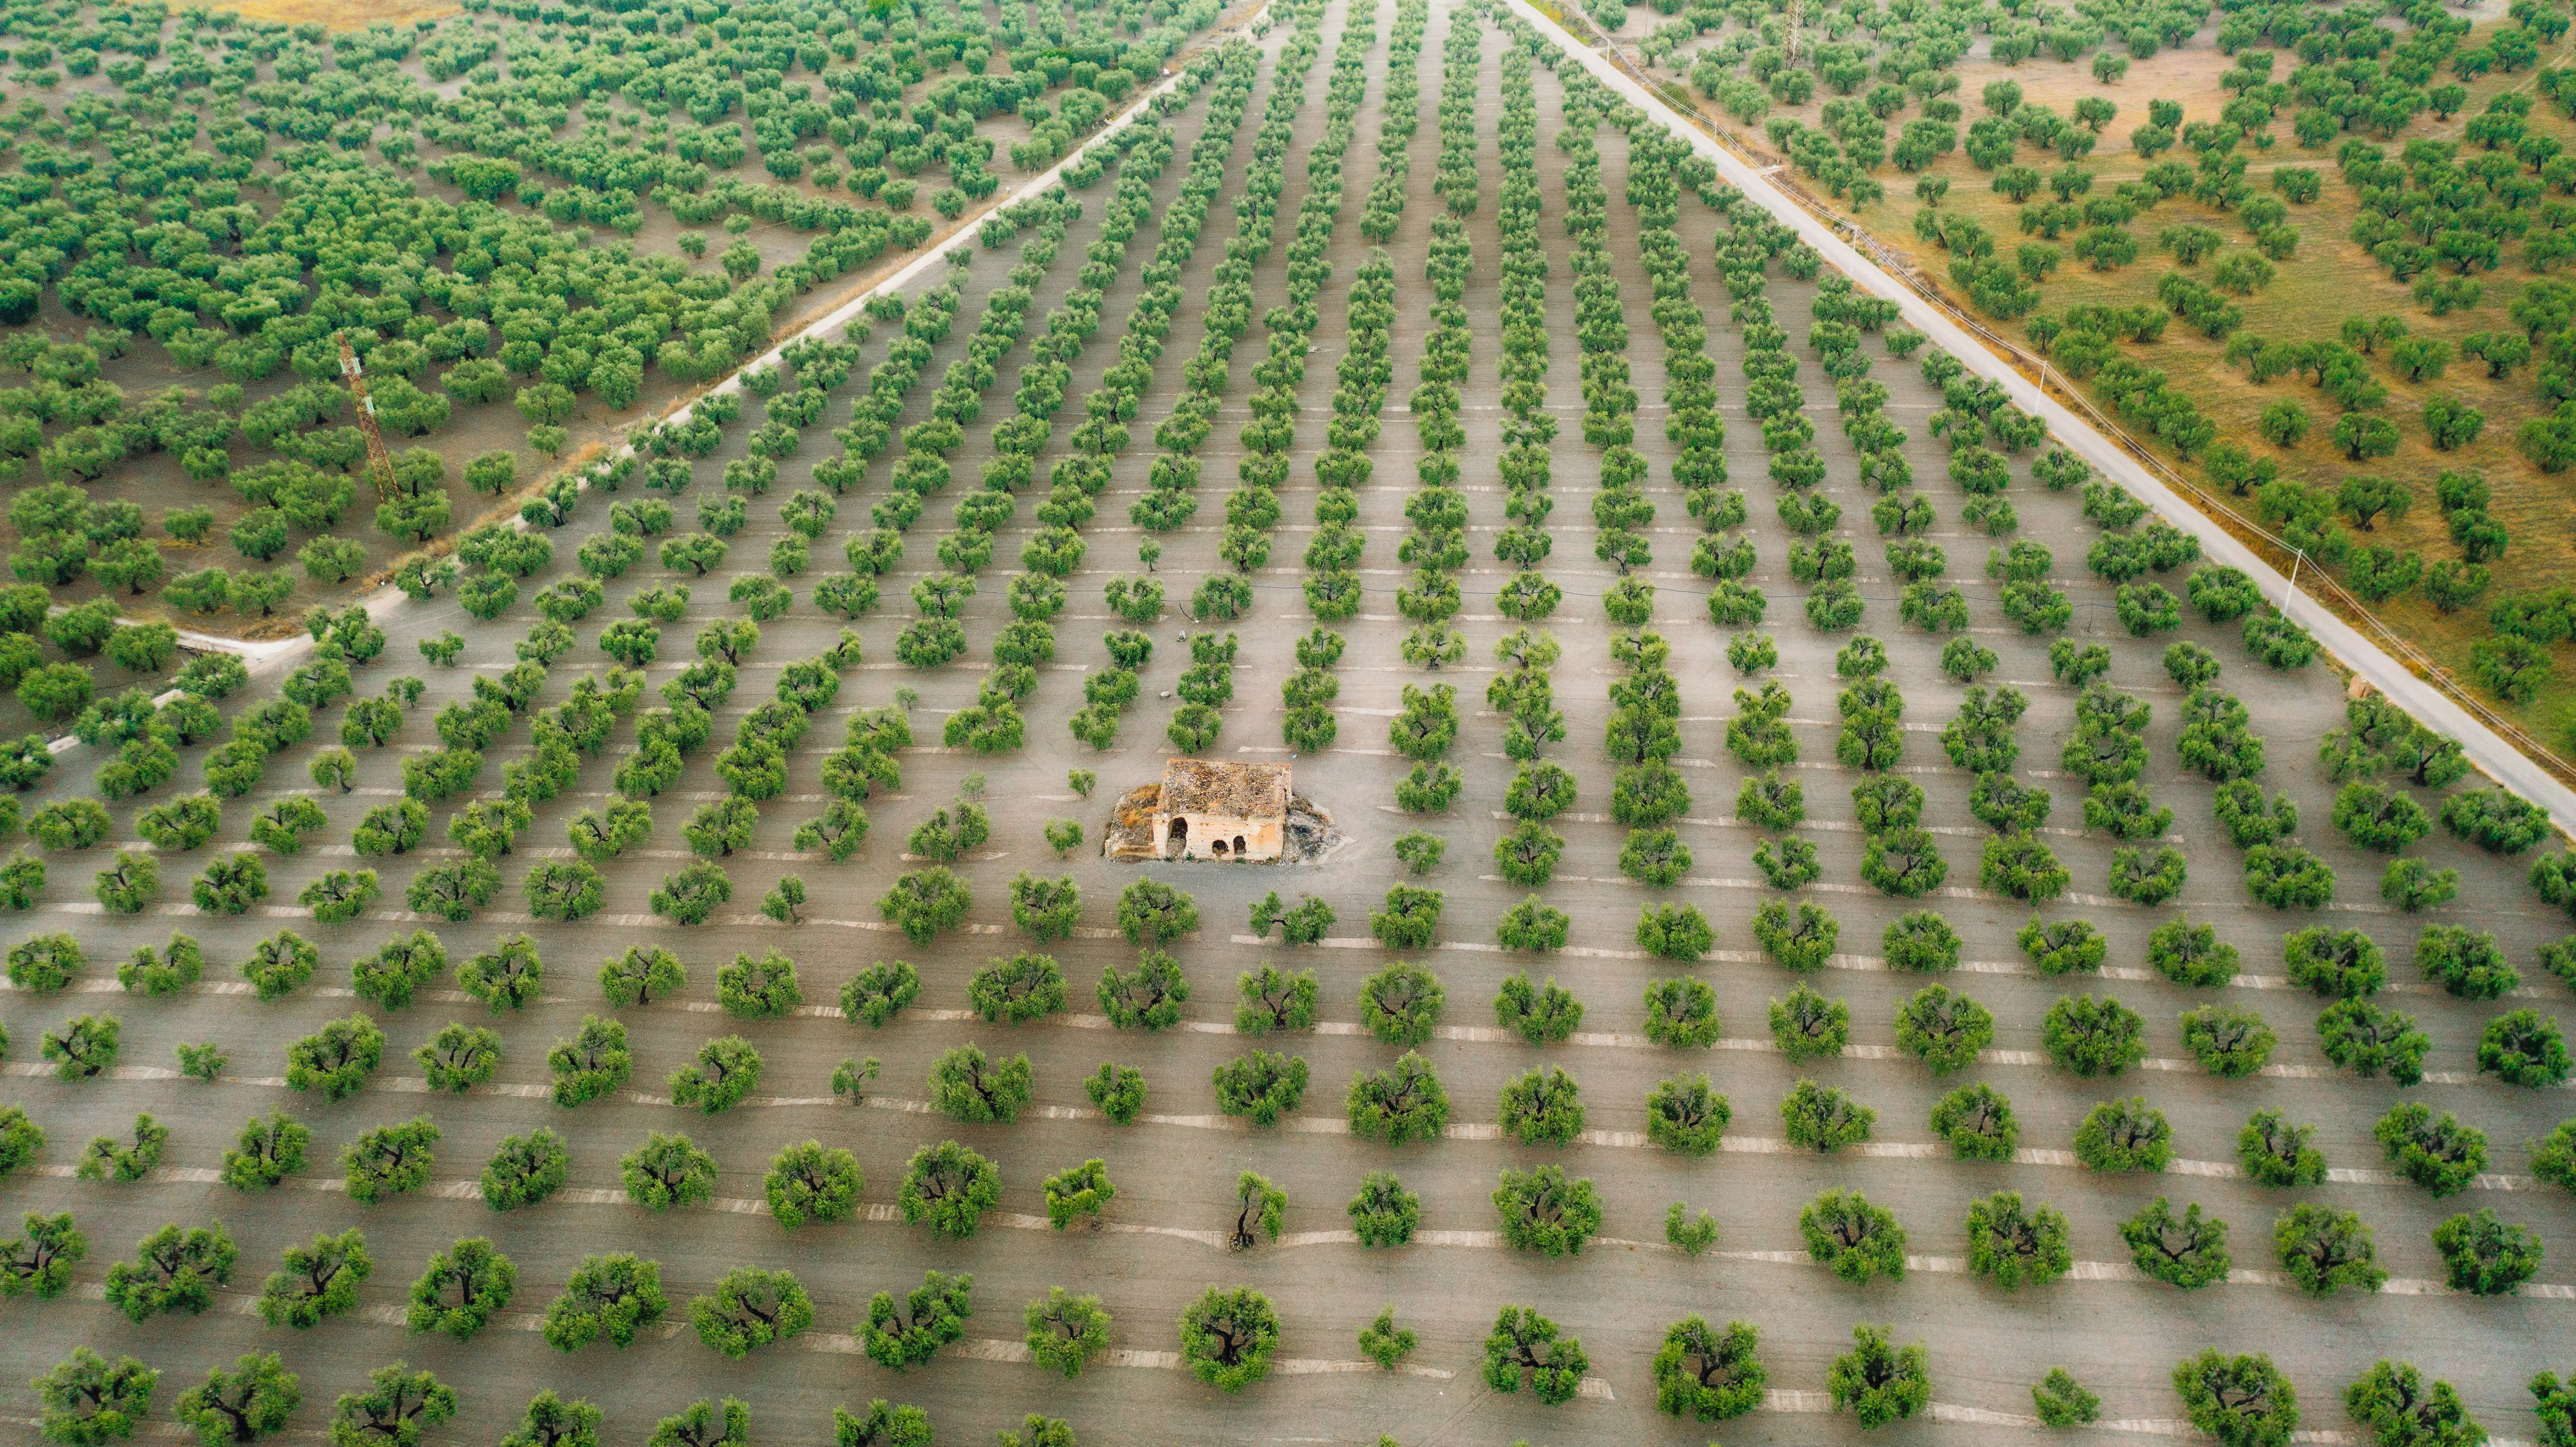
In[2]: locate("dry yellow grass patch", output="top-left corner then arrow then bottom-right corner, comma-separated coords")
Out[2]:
210,0 -> 456,31
1948,45 -> 2247,152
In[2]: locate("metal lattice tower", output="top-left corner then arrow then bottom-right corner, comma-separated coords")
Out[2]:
336,333 -> 398,501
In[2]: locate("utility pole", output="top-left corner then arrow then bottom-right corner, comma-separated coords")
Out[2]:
336,333 -> 397,502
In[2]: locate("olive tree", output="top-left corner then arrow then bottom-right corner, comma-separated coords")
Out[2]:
1828,1323 -> 1931,1428
174,1351 -> 299,1446
2075,1097 -> 2173,1171
1800,1188 -> 1907,1286
1654,1317 -> 1765,1424
1491,1165 -> 1602,1257
253,1228 -> 371,1329
285,1016 -> 385,1101
104,1221 -> 236,1322
1084,1062 -> 1147,1125
1358,962 -> 1444,1045
43,1014 -> 121,1080
404,1237 -> 517,1342
548,1017 -> 632,1108
2480,1010 -> 2571,1087
343,1117 -> 439,1204
620,1133 -> 716,1212
862,1269 -> 972,1372
2172,1350 -> 2298,1447
1115,877 -> 1198,946
1226,1171 -> 1286,1251
1931,1083 -> 2019,1161
1964,1191 -> 2072,1290
1179,1285 -> 1280,1392
2180,1005 -> 2276,1078
328,1365 -> 455,1447
2344,1361 -> 2483,1447
1008,873 -> 1080,943
1782,1080 -> 1875,1151
2374,1103 -> 2487,1197
0,1104 -> 40,1178
877,867 -> 971,944
2018,916 -> 2105,976
2415,925 -> 2518,999
1040,1158 -> 1115,1230
2432,1208 -> 2543,1296
416,1024 -> 502,1094
2238,1109 -> 2328,1188
2275,1202 -> 2387,1296
1346,1052 -> 1450,1145
542,1253 -> 669,1351
2120,1198 -> 2231,1289
1498,1066 -> 1585,1146
1645,1073 -> 1730,1156
1771,985 -> 1851,1063
221,1112 -> 309,1193
930,1045 -> 1033,1124
498,1392 -> 600,1447
2033,1369 -> 2103,1429
764,1142 -> 862,1228
1235,963 -> 1318,1035
1347,1172 -> 1421,1248
480,1130 -> 569,1211
35,1347 -> 157,1446
1213,1050 -> 1309,1126
2043,994 -> 2147,1076
648,1399 -> 747,1447
832,1401 -> 933,1447
668,1036 -> 762,1114
1,1211 -> 86,1300
1359,1306 -> 1417,1369
968,954 -> 1064,1024
688,1266 -> 814,1358
1644,977 -> 1721,1048
1098,950 -> 1188,1029
898,1141 -> 1000,1240
1894,984 -> 1994,1073
602,946 -> 686,1008
1481,1304 -> 1588,1405
1024,1287 -> 1111,1377
118,934 -> 205,997
719,950 -> 803,1019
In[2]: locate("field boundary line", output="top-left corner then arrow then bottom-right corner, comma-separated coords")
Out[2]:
25,1161 -> 2570,1300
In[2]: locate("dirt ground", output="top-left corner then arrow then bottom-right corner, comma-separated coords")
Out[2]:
3,4 -> 2573,1445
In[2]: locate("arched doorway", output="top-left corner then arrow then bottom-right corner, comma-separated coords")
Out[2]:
1211,838 -> 1229,858
1165,817 -> 1188,859
1232,835 -> 1248,856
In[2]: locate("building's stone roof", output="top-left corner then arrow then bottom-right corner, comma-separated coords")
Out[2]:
1158,758 -> 1289,818
1106,784 -> 1161,857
